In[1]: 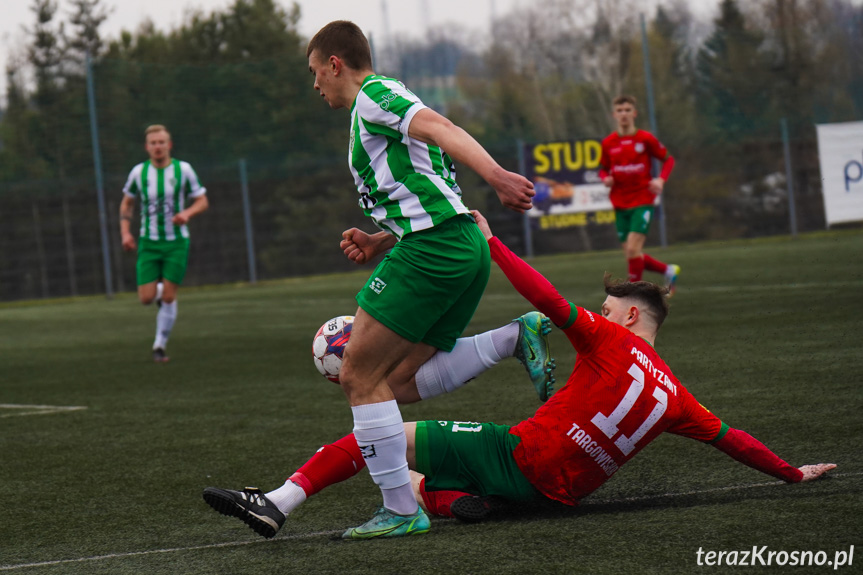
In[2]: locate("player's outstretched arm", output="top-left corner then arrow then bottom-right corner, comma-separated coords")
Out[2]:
712,427 -> 836,483
471,210 -> 571,326
340,228 -> 396,264
799,463 -> 837,482
408,109 -> 534,213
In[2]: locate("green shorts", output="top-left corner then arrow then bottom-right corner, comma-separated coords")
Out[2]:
414,420 -> 540,501
614,205 -> 655,243
136,237 -> 190,286
356,215 -> 490,352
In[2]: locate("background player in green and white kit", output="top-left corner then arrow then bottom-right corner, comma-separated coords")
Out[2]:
282,21 -> 534,539
120,125 -> 209,363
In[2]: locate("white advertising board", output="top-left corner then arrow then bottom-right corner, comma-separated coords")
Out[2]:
816,121 -> 863,226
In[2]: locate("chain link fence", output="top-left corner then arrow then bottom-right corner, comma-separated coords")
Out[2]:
0,56 -> 857,303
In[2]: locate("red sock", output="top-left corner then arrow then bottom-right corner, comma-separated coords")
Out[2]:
643,253 -> 668,274
418,477 -> 471,518
289,433 -> 366,497
627,256 -> 645,282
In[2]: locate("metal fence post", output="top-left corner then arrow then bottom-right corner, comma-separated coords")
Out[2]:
640,14 -> 667,248
780,118 -> 798,237
86,51 -> 114,299
62,195 -> 78,296
32,202 -> 49,298
239,159 -> 258,284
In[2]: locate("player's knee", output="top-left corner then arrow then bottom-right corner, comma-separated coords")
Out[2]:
339,360 -> 388,403
337,359 -> 362,390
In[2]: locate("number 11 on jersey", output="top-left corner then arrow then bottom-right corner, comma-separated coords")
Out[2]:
591,363 -> 668,456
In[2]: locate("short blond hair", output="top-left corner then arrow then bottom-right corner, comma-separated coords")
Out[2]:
145,124 -> 171,139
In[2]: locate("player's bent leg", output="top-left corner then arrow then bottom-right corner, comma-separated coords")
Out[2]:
137,281 -> 158,305
624,232 -> 647,260
514,312 -> 556,401
407,320 -> 554,402
338,309 -> 417,405
385,344 -> 438,403
160,280 -> 179,304
202,487 -> 286,539
624,233 -> 648,282
152,280 -> 180,362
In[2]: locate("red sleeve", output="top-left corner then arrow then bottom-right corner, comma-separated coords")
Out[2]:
712,428 -> 803,483
488,236 -> 573,327
666,386 -> 724,442
643,132 -> 668,160
598,138 -> 611,180
659,155 -> 675,181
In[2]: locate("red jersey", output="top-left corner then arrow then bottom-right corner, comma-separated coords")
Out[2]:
599,130 -> 671,210
489,237 -> 722,506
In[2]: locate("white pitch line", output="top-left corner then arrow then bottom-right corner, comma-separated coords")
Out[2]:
0,530 -> 342,571
0,473 -> 858,572
0,404 -> 87,419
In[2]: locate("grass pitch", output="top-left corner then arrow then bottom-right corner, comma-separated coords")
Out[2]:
1,231 -> 861,574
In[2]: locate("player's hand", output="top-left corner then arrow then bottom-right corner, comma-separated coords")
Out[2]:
172,211 -> 190,225
602,176 -> 614,188
470,210 -> 493,240
798,463 -> 837,482
121,232 -> 137,252
491,169 -> 534,214
648,177 -> 665,195
341,228 -> 376,264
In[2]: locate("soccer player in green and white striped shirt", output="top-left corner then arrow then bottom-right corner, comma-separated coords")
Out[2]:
306,21 -> 536,538
119,125 -> 209,363
202,20 -> 558,542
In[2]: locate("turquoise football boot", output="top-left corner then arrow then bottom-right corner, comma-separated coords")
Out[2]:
342,506 -> 430,540
513,311 -> 556,401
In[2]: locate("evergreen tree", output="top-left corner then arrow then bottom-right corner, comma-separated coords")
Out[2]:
695,0 -> 769,141
66,0 -> 111,65
27,0 -> 72,181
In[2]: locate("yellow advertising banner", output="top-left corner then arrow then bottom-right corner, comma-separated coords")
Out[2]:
524,139 -> 614,226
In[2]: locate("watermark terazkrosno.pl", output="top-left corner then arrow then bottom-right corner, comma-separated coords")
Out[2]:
696,545 -> 854,569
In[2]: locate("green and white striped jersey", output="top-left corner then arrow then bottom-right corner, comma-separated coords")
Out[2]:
122,159 -> 206,241
349,74 -> 469,239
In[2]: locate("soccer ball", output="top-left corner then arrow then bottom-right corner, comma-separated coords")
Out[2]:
312,315 -> 354,383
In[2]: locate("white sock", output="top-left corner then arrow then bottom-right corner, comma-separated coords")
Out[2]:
153,300 -> 177,350
265,480 -> 307,515
155,282 -> 164,302
351,401 -> 417,515
415,323 -> 519,400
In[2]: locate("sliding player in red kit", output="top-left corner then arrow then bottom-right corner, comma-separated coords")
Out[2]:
600,95 -> 680,293
472,211 -> 833,509
201,211 -> 835,538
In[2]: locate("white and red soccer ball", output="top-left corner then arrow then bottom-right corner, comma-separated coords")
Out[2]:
312,315 -> 354,383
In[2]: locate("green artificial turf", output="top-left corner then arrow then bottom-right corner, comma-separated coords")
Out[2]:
1,231 -> 861,574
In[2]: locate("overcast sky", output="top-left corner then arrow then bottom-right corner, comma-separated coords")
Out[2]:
1,0 -> 720,97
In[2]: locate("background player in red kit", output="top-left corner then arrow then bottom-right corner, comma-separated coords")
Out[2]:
201,212 -> 835,538
600,95 -> 680,293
